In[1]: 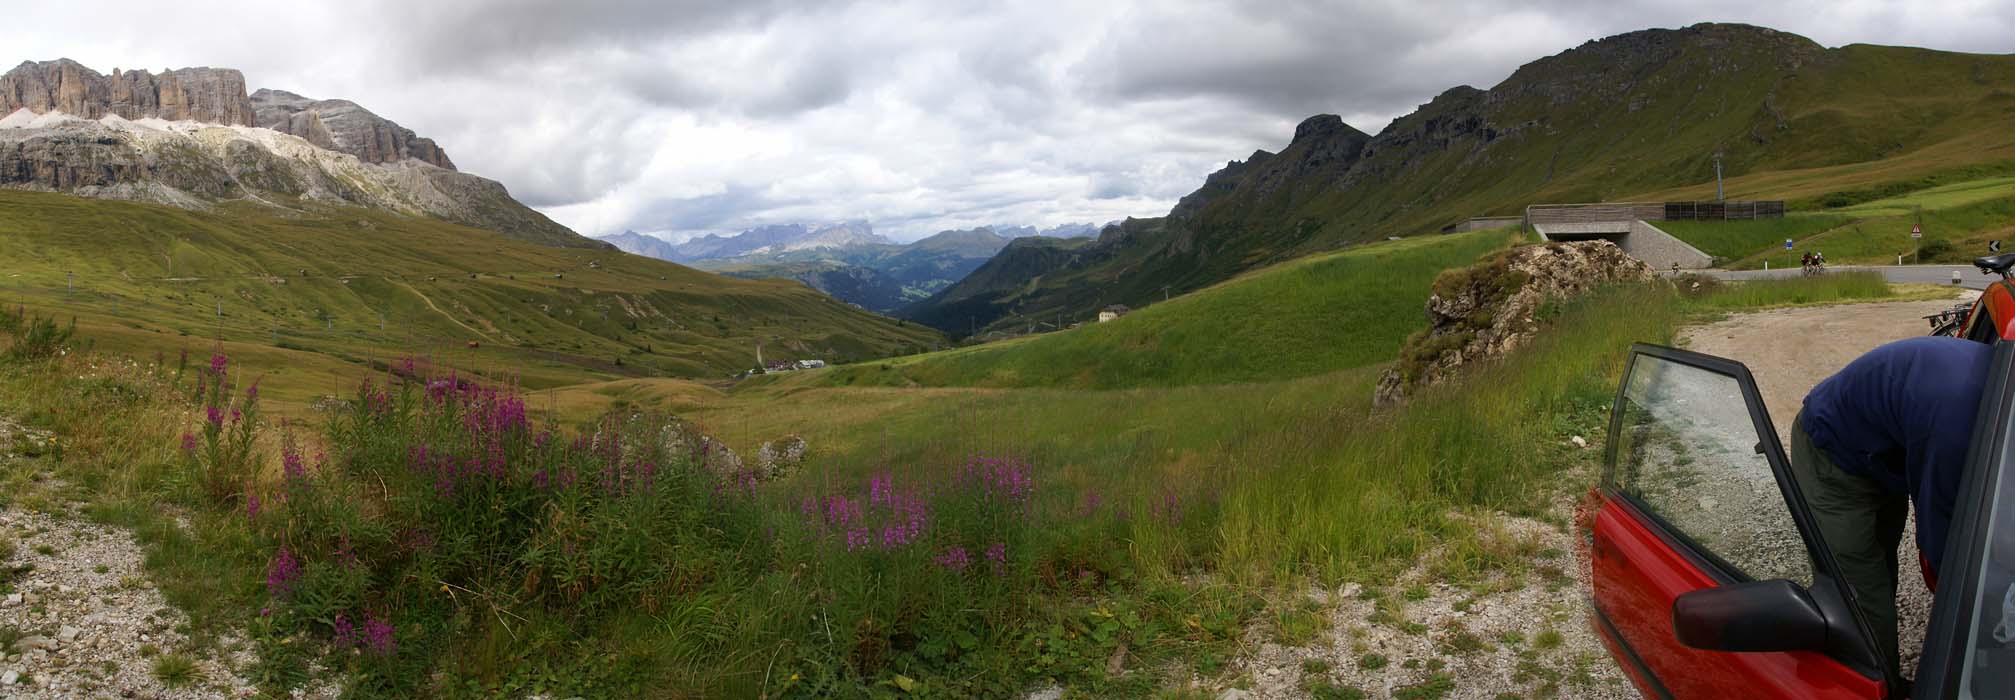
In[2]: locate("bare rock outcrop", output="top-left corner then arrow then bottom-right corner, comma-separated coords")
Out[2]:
252,89 -> 456,170
754,435 -> 807,479
1374,240 -> 1655,405
0,59 -> 256,125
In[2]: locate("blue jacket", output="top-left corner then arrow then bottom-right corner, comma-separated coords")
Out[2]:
1802,336 -> 1992,573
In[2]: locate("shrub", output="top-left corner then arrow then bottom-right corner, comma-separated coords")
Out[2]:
1,306 -> 75,362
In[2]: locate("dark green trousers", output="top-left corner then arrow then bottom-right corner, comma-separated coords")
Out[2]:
1789,412 -> 1909,673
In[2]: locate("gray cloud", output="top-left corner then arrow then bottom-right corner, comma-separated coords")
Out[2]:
3,1 -> 2010,241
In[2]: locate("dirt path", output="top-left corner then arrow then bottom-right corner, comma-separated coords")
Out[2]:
399,281 -> 495,342
1679,297 -> 1970,439
1679,295 -> 1974,679
0,420 -> 260,698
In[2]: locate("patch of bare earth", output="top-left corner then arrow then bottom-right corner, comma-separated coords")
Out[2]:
1192,469 -> 1632,700
0,419 -> 260,699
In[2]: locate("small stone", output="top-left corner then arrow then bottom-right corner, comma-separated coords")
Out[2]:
14,635 -> 53,652
1339,582 -> 1363,598
139,634 -> 149,643
3,594 -> 19,606
1220,690 -> 1253,700
0,670 -> 16,685
1570,435 -> 1589,449
57,625 -> 80,642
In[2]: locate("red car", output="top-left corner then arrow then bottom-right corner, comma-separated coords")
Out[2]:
1587,260 -> 2015,698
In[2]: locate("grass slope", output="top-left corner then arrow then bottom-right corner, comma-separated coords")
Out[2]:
0,249 -> 1900,697
0,190 -> 942,410
791,230 -> 1515,390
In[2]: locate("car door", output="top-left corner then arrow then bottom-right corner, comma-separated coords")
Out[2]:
1590,344 -> 1890,699
1914,336 -> 2015,697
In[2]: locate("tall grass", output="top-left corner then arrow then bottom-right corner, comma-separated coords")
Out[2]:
1686,271 -> 1893,310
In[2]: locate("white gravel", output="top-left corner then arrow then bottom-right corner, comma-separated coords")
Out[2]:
0,420 -> 257,699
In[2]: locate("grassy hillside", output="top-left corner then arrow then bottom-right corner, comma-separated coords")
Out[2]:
910,24 -> 2015,336
0,190 -> 942,409
796,230 -> 1516,390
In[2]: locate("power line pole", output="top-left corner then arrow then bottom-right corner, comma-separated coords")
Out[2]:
1713,152 -> 1725,202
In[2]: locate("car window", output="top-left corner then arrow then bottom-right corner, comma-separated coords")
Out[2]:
1958,438 -> 2015,695
1612,353 -> 1812,586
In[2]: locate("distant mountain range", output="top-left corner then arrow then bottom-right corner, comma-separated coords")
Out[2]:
0,58 -> 598,248
906,23 -> 2015,336
598,222 -> 1098,313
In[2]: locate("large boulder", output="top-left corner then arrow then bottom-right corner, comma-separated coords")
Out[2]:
1374,240 -> 1655,405
753,436 -> 807,479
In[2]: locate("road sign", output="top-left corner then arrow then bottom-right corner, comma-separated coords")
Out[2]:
1994,240 -> 2003,253
1785,238 -> 1794,250
1911,224 -> 1923,239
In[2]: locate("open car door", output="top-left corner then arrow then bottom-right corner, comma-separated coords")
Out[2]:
1590,344 -> 1891,699
1915,337 -> 2015,697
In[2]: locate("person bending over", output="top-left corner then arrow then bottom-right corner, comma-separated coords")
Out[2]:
1793,335 -> 1991,675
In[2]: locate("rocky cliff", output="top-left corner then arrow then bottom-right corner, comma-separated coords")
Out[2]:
0,58 -> 597,248
1,59 -> 256,126
251,89 -> 455,169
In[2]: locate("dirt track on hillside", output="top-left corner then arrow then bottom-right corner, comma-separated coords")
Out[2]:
1679,294 -> 1976,679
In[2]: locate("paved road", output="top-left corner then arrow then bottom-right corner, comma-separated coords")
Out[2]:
1696,264 -> 1997,289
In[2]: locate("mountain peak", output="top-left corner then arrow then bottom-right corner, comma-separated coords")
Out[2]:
250,87 -> 455,169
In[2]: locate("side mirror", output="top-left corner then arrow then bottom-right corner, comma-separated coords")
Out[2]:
1673,579 -> 1829,652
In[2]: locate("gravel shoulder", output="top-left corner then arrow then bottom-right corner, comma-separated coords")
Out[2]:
0,420 -> 258,699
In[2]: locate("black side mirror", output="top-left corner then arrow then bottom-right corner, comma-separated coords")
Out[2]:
1673,579 -> 1829,652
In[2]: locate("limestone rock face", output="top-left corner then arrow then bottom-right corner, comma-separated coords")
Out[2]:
251,89 -> 456,170
0,59 -> 255,125
0,58 -> 600,248
754,436 -> 807,479
1374,240 -> 1656,405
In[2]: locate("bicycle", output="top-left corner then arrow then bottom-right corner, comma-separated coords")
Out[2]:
1929,253 -> 2015,339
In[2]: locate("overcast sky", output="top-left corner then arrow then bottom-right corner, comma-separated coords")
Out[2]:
5,1 -> 2011,242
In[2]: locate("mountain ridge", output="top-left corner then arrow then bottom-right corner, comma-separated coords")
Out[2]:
0,58 -> 600,249
908,22 -> 2015,336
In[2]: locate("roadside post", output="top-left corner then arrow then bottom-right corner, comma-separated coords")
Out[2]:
1911,223 -> 1923,264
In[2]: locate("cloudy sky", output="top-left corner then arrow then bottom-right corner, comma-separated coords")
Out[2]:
6,1 -> 2011,241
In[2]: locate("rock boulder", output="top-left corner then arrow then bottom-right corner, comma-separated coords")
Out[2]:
1374,240 -> 1655,405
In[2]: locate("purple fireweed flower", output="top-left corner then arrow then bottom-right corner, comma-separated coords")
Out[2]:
985,541 -> 1008,574
230,408 -> 242,424
245,493 -> 261,520
244,380 -> 260,401
935,546 -> 972,572
266,547 -> 301,598
205,406 -> 223,428
845,528 -> 871,552
282,448 -> 305,480
361,613 -> 396,655
209,353 -> 228,376
179,433 -> 197,452
332,613 -> 355,646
